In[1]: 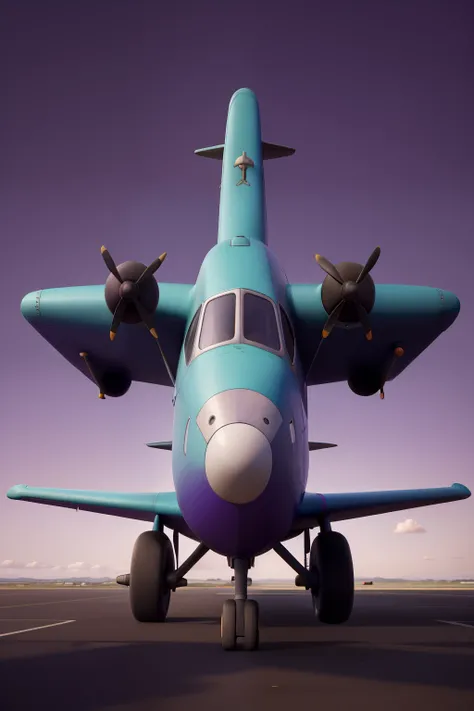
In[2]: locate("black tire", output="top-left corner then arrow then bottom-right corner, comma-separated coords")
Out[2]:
221,599 -> 237,651
129,531 -> 174,622
242,599 -> 259,651
310,530 -> 354,624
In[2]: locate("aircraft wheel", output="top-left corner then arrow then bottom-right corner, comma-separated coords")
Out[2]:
242,599 -> 259,651
221,599 -> 237,650
310,530 -> 354,624
129,530 -> 174,622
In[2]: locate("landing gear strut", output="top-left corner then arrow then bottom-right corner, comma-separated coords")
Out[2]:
220,558 -> 259,651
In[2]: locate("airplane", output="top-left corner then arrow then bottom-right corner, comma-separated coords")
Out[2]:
7,88 -> 471,651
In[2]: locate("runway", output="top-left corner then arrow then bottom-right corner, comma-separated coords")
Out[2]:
0,587 -> 473,711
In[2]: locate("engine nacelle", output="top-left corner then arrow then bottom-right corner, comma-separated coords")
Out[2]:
100,368 -> 132,398
347,366 -> 383,397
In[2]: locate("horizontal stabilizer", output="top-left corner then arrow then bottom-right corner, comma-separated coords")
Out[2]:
146,441 -> 172,451
295,483 -> 470,527
309,442 -> 337,451
195,141 -> 295,160
147,441 -> 334,451
7,485 -> 181,523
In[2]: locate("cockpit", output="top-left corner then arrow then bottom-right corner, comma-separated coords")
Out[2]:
184,289 -> 296,365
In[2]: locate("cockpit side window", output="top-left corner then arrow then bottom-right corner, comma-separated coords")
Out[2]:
184,305 -> 202,365
199,292 -> 236,350
243,292 -> 280,351
280,305 -> 296,363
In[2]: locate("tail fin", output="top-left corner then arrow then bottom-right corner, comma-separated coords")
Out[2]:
198,89 -> 294,245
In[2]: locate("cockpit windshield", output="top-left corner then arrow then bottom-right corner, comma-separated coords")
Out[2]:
199,292 -> 236,350
243,292 -> 281,351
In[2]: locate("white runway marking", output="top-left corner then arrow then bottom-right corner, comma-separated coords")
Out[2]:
437,620 -> 474,629
0,620 -> 75,638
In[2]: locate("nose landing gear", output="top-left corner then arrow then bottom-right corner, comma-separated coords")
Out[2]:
220,558 -> 260,651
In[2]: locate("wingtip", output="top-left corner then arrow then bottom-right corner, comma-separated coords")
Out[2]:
7,485 -> 28,500
452,483 -> 471,498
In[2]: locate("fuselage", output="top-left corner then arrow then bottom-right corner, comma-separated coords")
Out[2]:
172,239 -> 309,558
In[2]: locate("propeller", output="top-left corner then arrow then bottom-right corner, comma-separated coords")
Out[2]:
315,247 -> 381,340
101,246 -> 167,341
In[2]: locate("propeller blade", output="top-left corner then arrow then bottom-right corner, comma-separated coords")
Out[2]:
315,254 -> 344,285
356,246 -> 381,284
101,246 -> 123,284
355,302 -> 373,340
134,298 -> 158,339
110,299 -> 127,341
322,300 -> 345,338
136,252 -> 167,285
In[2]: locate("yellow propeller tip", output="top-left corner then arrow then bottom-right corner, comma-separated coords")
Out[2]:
150,328 -> 158,339
315,254 -> 321,262
366,331 -> 373,341
159,252 -> 167,262
100,245 -> 107,253
79,352 -> 88,358
395,347 -> 404,357
109,331 -> 116,341
322,329 -> 329,338
99,393 -> 105,399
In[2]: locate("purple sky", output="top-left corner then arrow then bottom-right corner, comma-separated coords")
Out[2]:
1,1 -> 473,580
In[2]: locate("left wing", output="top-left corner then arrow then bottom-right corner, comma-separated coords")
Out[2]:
293,483 -> 471,531
21,283 -> 193,391
6,485 -> 194,535
287,283 -> 460,386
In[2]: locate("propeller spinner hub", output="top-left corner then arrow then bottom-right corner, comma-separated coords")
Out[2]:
342,280 -> 358,301
120,280 -> 138,300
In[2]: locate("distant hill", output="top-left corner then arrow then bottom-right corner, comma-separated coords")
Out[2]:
0,577 -> 114,584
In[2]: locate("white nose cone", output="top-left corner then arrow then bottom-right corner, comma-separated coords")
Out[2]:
205,423 -> 272,504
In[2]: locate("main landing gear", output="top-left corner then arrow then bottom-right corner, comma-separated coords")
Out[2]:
129,531 -> 175,622
119,520 -> 353,650
275,523 -> 354,625
220,558 -> 259,651
122,524 -> 209,624
309,530 -> 354,623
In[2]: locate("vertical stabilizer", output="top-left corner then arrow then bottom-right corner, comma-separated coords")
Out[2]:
217,89 -> 266,244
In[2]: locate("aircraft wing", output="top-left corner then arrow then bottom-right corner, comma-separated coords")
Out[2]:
20,283 -> 193,391
7,485 -> 188,531
293,483 -> 470,530
287,284 -> 460,386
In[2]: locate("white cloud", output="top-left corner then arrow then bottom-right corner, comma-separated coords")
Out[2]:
394,518 -> 426,534
25,561 -> 51,569
423,556 -> 435,561
0,560 -> 51,569
67,562 -> 91,571
0,560 -> 111,574
0,560 -> 16,568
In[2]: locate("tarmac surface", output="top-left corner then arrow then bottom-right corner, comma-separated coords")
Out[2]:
0,587 -> 473,711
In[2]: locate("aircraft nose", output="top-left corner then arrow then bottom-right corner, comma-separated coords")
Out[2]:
205,423 -> 272,505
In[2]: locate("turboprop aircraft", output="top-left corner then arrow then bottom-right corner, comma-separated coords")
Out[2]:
8,88 -> 471,651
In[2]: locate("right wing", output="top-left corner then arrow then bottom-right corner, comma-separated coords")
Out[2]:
6,485 -> 196,538
20,282 -> 193,392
